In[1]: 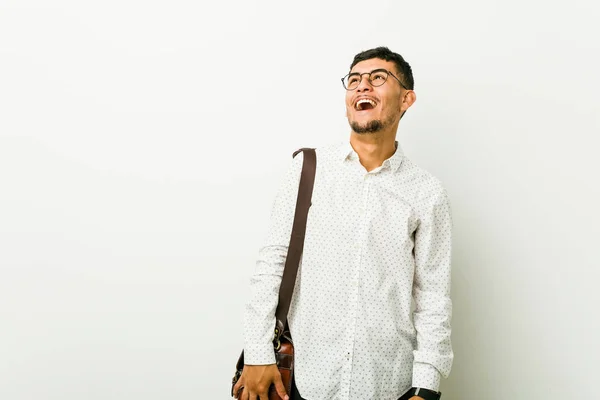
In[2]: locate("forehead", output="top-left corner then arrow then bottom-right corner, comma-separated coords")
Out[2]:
350,58 -> 398,74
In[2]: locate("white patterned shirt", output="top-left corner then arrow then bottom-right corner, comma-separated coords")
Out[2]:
244,141 -> 453,400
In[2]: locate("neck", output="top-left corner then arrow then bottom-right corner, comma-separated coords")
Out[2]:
349,131 -> 397,172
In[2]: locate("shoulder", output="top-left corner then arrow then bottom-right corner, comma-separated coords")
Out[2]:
398,156 -> 450,208
292,141 -> 346,166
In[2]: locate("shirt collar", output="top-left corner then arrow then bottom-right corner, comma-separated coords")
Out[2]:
338,140 -> 405,172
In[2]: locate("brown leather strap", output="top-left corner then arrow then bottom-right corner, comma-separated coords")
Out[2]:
274,148 -> 317,338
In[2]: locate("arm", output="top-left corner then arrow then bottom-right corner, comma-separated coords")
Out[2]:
411,188 -> 454,392
242,152 -> 304,364
235,153 -> 304,400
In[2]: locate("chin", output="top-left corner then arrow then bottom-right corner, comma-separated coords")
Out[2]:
350,119 -> 384,134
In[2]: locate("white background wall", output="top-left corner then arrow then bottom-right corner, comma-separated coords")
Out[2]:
1,1 -> 598,399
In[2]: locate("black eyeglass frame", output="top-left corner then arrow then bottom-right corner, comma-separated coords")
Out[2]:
341,68 -> 408,91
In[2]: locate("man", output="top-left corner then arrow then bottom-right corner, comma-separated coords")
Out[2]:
234,47 -> 453,400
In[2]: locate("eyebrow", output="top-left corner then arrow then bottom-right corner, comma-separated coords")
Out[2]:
348,68 -> 388,76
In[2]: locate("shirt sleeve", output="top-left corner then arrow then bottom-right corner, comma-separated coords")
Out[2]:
243,152 -> 304,364
411,187 -> 454,391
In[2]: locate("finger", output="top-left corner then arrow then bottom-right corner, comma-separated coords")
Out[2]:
273,376 -> 289,400
233,375 -> 244,399
248,389 -> 257,400
233,385 -> 244,399
258,389 -> 269,400
241,388 -> 250,400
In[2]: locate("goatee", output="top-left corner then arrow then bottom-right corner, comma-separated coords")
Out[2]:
350,120 -> 383,134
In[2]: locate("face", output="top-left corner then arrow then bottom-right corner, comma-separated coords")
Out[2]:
345,58 -> 413,134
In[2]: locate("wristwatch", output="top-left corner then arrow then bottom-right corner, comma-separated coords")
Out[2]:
409,387 -> 441,400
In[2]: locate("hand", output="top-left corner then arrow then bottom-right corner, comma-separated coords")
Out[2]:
232,364 -> 289,400
409,397 -> 424,400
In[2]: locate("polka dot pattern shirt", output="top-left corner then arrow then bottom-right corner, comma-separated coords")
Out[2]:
244,141 -> 453,400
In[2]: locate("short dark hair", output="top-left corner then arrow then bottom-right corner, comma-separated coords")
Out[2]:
350,47 -> 414,90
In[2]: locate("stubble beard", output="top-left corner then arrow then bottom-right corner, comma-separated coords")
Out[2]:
350,119 -> 384,134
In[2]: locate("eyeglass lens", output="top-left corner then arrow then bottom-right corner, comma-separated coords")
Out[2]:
344,70 -> 389,90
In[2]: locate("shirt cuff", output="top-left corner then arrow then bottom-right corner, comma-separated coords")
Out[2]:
412,362 -> 441,392
243,343 -> 276,365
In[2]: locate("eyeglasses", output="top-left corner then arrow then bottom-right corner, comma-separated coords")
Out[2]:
341,68 -> 408,91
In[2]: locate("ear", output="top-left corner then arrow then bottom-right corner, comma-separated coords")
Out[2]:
400,90 -> 416,113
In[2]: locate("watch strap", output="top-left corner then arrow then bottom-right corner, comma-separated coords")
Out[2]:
410,387 -> 441,400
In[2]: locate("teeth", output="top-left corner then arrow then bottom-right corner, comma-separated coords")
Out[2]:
355,98 -> 376,110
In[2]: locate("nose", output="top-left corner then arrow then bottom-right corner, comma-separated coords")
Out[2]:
356,74 -> 373,92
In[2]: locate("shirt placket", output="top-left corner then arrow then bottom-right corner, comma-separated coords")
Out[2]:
340,170 -> 372,399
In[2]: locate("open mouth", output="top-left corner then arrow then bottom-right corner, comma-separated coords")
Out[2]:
355,98 -> 377,111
